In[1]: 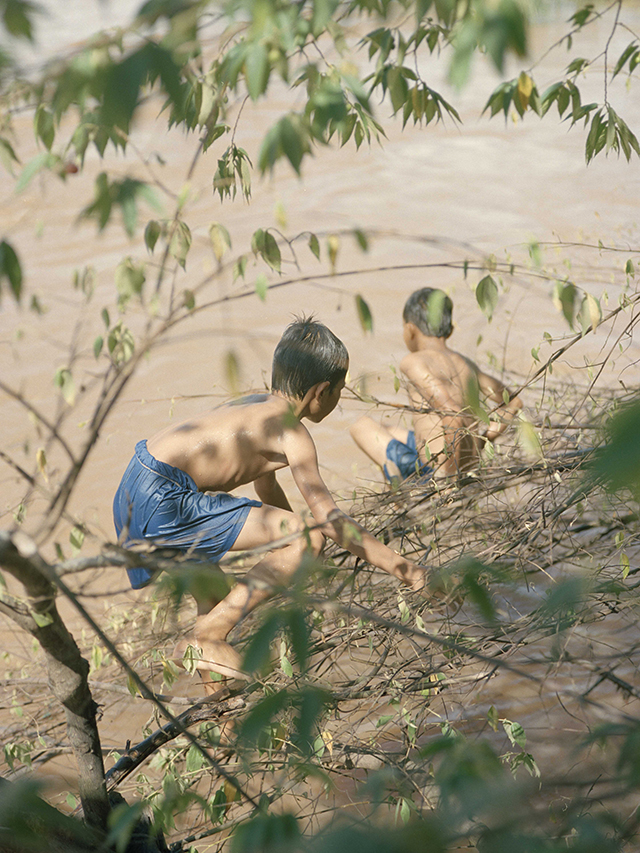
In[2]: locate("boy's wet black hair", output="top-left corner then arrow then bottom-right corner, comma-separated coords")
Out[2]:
403,287 -> 453,338
272,316 -> 349,400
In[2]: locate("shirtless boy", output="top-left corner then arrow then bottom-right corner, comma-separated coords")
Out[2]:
350,288 -> 522,481
113,318 -> 428,685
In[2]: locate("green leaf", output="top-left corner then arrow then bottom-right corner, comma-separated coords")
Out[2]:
115,257 -> 146,307
185,744 -> 205,773
93,336 -> 103,359
242,612 -> 283,674
355,293 -> 373,333
107,801 -> 146,853
308,233 -> 320,260
475,274 -> 498,321
183,289 -> 195,311
252,228 -> 281,271
144,219 -> 161,253
15,151 -> 60,193
503,719 -> 526,748
353,228 -> 368,251
553,280 -> 578,328
69,526 -> 85,552
224,348 -> 241,395
578,292 -> 601,334
34,107 -> 55,150
588,398 -> 640,499
31,609 -> 54,628
255,272 -> 268,301
621,552 -> 630,579
101,47 -> 149,133
0,137 -> 19,174
3,0 -> 38,40
168,221 -> 192,269
54,367 -> 76,405
245,42 -> 269,101
487,705 -> 499,731
287,608 -> 309,672
232,254 -> 247,282
238,690 -> 290,746
280,645 -> 294,677
626,259 -> 635,277
107,321 -> 135,366
0,239 -> 22,303
262,231 -> 281,272
613,41 -> 640,79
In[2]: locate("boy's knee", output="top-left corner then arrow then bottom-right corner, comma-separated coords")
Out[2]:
349,416 -> 368,438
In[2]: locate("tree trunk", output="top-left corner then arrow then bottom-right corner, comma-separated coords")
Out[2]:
0,531 -> 110,834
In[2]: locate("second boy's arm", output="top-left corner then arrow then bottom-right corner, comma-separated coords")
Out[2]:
477,371 -> 523,442
283,426 -> 426,588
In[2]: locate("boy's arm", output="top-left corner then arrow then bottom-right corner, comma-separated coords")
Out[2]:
283,426 -> 426,588
476,370 -> 523,442
254,471 -> 293,512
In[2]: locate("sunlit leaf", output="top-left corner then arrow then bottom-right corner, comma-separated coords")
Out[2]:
168,220 -> 192,269
54,367 -> 76,406
327,234 -> 339,273
503,718 -> 526,748
578,292 -> 601,334
36,448 -> 47,481
254,272 -> 268,301
518,416 -> 543,460
209,221 -> 231,261
115,257 -> 145,307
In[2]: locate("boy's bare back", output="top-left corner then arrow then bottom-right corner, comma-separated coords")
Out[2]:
400,339 -> 507,474
147,394 -> 303,494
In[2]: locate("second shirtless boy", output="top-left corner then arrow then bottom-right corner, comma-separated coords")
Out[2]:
113,317 -> 428,687
351,287 -> 522,481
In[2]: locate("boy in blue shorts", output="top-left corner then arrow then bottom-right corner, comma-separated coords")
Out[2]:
350,288 -> 522,482
114,317 -> 429,687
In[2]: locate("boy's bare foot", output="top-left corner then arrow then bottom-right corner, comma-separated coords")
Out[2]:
174,637 -> 250,681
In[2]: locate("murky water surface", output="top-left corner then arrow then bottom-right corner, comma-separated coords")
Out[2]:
1,0 -> 639,830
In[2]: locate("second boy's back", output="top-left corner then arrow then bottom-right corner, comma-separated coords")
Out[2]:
351,288 -> 522,480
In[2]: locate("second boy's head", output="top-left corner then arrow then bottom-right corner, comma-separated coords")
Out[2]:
403,288 -> 453,340
272,317 -> 349,406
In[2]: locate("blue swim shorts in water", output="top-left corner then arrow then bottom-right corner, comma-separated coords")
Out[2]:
113,440 -> 261,589
383,431 -> 433,482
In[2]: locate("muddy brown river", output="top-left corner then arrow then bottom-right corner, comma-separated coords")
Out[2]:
1,0 -> 640,841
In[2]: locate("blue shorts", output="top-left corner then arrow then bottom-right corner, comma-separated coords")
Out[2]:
113,440 -> 261,589
383,431 -> 433,482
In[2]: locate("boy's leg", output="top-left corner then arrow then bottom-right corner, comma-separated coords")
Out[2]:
185,505 -> 324,679
350,416 -> 410,479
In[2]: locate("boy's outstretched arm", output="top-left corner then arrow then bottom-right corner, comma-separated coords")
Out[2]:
477,371 -> 523,442
284,426 -> 427,590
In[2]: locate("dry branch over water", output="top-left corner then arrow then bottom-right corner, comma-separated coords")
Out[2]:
2,379 -> 639,852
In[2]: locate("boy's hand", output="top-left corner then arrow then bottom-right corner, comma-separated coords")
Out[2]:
395,560 -> 427,591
